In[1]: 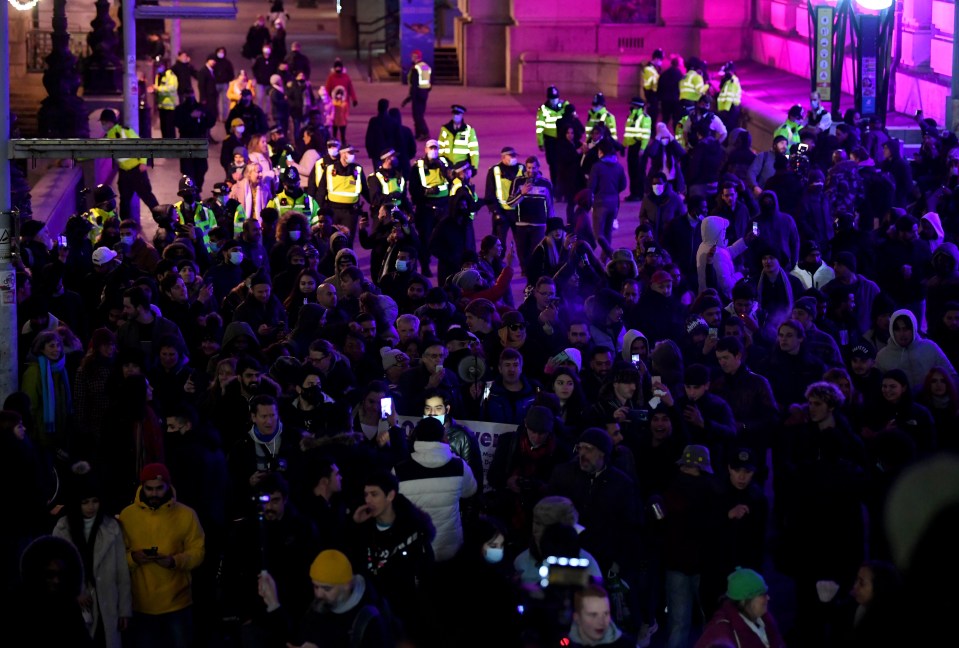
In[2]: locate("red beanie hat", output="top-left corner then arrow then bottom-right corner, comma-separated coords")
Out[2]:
140,463 -> 171,484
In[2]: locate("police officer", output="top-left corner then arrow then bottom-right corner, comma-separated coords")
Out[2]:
83,184 -> 118,243
98,109 -> 159,222
205,182 -> 240,234
430,159 -> 480,281
316,144 -> 368,246
623,98 -> 652,201
269,166 -> 319,225
642,48 -> 664,122
681,95 -> 727,149
536,85 -> 568,186
308,138 -> 340,200
508,155 -> 555,274
172,175 -> 218,253
154,59 -> 178,139
717,61 -> 742,133
774,105 -> 805,147
409,139 -> 451,278
586,92 -> 617,141
401,48 -> 432,141
679,57 -> 710,113
438,104 -> 479,171
484,146 -> 524,248
369,148 -> 410,213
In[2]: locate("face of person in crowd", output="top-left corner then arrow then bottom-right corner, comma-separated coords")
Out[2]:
396,319 -> 418,343
577,441 -> 606,474
852,566 -> 875,606
314,283 -> 337,309
630,338 -> 648,361
260,491 -> 286,521
344,336 -> 365,362
728,466 -> 755,490
251,284 -> 271,304
240,367 -> 261,392
774,139 -> 788,155
651,277 -> 672,297
721,186 -> 738,207
142,478 -> 169,508
568,323 -> 590,348
590,351 -> 613,378
574,595 -> 612,643
158,346 -> 179,370
167,277 -> 189,304
122,362 -> 142,378
98,339 -> 117,360
778,325 -> 802,355
252,403 -> 279,435
340,148 -> 356,165
504,320 -> 527,346
42,337 -> 63,361
358,318 -> 376,340
743,592 -> 770,622
892,316 -> 914,347
929,371 -> 951,398
465,311 -> 488,334
424,395 -> 450,421
244,220 -> 263,244
806,394 -> 832,424
81,496 -> 100,520
553,373 -> 575,401
881,378 -> 905,404
533,283 -> 557,312
732,298 -> 753,317
421,345 -> 446,375
525,159 -> 541,179
684,382 -> 707,401
499,356 -> 523,384
606,304 -> 624,325
649,177 -> 666,196
363,485 -> 395,520
407,282 -> 426,303
622,281 -> 640,305
716,349 -> 742,375
702,307 -> 722,328
648,412 -> 672,441
613,379 -> 636,403
849,355 -> 872,377
723,322 -> 744,341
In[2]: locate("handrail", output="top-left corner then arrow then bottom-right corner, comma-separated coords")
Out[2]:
354,9 -> 399,60
366,37 -> 398,83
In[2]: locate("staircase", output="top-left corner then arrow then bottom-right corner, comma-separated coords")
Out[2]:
370,45 -> 461,85
433,46 -> 460,85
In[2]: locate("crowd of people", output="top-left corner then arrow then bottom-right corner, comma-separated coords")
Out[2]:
3,27 -> 959,648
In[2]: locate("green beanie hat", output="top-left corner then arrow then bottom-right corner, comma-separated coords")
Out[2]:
727,567 -> 768,601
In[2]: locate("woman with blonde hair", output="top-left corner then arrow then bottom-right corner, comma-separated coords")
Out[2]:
229,162 -> 273,235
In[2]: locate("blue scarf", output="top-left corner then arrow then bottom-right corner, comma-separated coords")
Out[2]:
38,354 -> 70,436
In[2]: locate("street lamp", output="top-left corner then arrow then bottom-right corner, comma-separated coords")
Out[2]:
853,0 -> 893,10
8,0 -> 42,9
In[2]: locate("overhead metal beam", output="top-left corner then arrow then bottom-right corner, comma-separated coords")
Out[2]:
8,138 -> 209,160
134,0 -> 237,19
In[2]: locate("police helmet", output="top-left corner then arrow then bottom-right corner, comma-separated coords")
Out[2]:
177,175 -> 198,197
281,166 -> 300,186
93,184 -> 116,204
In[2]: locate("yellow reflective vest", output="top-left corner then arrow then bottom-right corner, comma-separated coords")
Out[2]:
438,123 -> 479,169
105,124 -> 145,171
268,191 -> 319,225
623,109 -> 652,149
409,61 -> 432,89
642,64 -> 660,94
536,100 -> 568,147
417,159 -> 450,198
173,200 -> 217,252
83,207 -> 115,243
492,164 -> 523,211
679,71 -> 709,102
586,107 -> 618,140
717,75 -> 742,112
675,116 -> 689,150
155,70 -> 178,111
324,163 -> 364,205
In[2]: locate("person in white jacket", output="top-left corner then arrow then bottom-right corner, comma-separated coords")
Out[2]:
697,215 -> 747,301
394,417 -> 478,561
876,308 -> 958,390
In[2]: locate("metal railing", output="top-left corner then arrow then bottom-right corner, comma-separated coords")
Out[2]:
25,30 -> 91,73
367,37 -> 399,82
354,9 -> 399,59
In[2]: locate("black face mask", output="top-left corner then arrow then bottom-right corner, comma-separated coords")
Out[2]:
760,200 -> 775,215
101,199 -> 117,213
300,385 -> 323,405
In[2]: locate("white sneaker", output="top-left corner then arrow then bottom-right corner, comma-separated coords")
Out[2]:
613,218 -> 620,230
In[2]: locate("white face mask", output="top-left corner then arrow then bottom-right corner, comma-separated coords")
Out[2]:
425,413 -> 446,426
217,52 -> 225,59
229,251 -> 244,265
235,126 -> 245,135
327,148 -> 339,157
506,157 -> 518,167
345,154 -> 355,164
652,184 -> 665,196
263,49 -> 271,57
484,547 -> 504,564
395,259 -> 409,272
288,231 -> 302,241
428,149 -> 439,160
120,234 -> 135,246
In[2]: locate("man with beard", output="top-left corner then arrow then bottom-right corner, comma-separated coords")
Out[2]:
119,463 -> 205,648
221,472 -> 319,645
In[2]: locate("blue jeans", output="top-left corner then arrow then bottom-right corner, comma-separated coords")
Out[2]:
133,607 -> 193,648
664,571 -> 701,648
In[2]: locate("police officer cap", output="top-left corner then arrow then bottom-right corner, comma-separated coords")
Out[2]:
340,144 -> 356,153
93,184 -> 116,204
379,148 -> 396,161
452,159 -> 472,173
99,109 -> 118,124
652,48 -> 664,59
630,97 -> 645,109
546,85 -> 559,100
326,138 -> 341,149
500,146 -> 517,156
212,182 -> 230,196
281,166 -> 300,184
788,104 -> 804,119
451,104 -> 467,115
593,92 -> 606,106
177,175 -> 197,196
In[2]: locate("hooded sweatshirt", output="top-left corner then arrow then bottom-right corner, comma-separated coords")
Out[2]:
621,329 -> 650,364
697,215 -> 747,299
921,211 -> 945,254
568,619 -> 630,647
875,308 -> 959,390
754,190 -> 800,269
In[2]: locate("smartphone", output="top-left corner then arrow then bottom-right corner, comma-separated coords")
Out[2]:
708,328 -> 719,338
652,375 -> 662,385
434,364 -> 443,374
628,408 -> 650,422
752,222 -> 759,236
483,381 -> 493,400
57,235 -> 67,247
631,354 -> 641,364
797,143 -> 809,155
380,397 -> 392,419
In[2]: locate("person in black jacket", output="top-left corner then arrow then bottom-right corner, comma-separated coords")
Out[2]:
673,363 -> 737,470
174,92 -> 217,193
422,387 -> 484,492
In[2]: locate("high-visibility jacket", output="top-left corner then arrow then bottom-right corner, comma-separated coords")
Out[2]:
623,109 -> 652,149
675,116 -> 689,150
268,190 -> 319,225
173,200 -> 217,252
642,64 -> 660,94
535,100 -> 568,147
586,107 -> 618,140
371,169 -> 407,208
416,158 -> 450,199
438,123 -> 480,169
83,207 -> 115,243
774,119 -> 802,146
490,163 -> 523,212
155,70 -> 178,111
450,178 -> 479,220
324,162 -> 364,205
717,75 -> 742,112
679,70 -> 709,102
409,61 -> 432,90
105,124 -> 145,171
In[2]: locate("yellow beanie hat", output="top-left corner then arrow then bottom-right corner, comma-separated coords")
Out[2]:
309,550 -> 353,585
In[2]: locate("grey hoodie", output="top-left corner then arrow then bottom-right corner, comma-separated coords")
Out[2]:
875,308 -> 958,390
